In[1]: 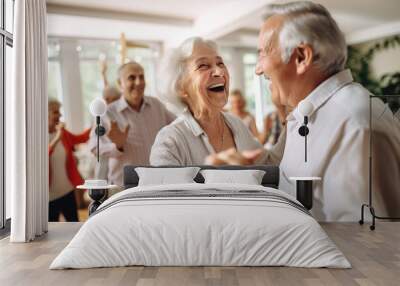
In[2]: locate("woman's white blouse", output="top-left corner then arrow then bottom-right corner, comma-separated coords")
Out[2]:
150,110 -> 264,166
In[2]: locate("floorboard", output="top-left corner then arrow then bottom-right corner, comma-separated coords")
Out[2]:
0,222 -> 399,286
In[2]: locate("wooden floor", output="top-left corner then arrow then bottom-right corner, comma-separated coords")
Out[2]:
0,222 -> 399,286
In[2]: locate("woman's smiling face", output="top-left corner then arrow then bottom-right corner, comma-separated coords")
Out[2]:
180,42 -> 230,117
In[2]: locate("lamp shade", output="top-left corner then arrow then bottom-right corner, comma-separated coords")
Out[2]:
89,98 -> 107,117
298,100 -> 314,117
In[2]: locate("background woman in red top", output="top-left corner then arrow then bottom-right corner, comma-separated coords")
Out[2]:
48,99 -> 91,221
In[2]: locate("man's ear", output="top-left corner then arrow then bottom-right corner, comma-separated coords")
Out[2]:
116,79 -> 122,90
295,44 -> 313,75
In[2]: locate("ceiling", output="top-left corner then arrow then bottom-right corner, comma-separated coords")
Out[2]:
47,0 -> 236,19
46,0 -> 400,48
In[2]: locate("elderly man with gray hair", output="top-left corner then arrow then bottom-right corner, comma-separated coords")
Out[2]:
88,61 -> 176,186
207,1 -> 400,221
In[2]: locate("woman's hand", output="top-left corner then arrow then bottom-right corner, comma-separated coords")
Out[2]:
49,122 -> 64,151
205,148 -> 264,166
54,122 -> 65,141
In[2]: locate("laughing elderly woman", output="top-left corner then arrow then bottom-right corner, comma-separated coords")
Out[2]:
150,37 -> 284,166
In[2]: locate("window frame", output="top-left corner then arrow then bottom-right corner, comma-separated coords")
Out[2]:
0,0 -> 14,234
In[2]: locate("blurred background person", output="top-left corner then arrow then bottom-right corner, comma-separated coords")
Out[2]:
48,98 -> 91,222
89,61 -> 176,186
260,111 -> 283,149
228,89 -> 259,139
259,81 -> 290,149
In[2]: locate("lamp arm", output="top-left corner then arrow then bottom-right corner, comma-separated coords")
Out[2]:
305,129 -> 307,162
94,116 -> 107,163
305,116 -> 308,163
97,116 -> 100,162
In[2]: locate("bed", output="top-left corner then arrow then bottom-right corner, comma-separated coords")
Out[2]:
50,165 -> 350,269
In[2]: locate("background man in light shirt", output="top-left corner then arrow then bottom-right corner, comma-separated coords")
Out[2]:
89,62 -> 176,186
207,1 -> 400,221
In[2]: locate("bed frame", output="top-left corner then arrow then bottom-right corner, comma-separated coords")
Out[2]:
123,165 -> 314,211
88,165 -> 279,215
88,165 -> 316,214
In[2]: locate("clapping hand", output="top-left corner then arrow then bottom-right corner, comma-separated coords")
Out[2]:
49,122 -> 64,150
55,122 -> 65,141
107,121 -> 130,151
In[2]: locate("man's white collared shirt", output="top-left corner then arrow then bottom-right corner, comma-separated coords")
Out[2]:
89,96 -> 176,186
278,69 -> 400,221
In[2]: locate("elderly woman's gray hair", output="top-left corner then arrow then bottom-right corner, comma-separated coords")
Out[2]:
48,97 -> 61,108
158,37 -> 218,112
263,1 -> 347,76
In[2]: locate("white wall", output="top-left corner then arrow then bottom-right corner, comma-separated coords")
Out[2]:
220,47 -> 245,92
58,39 -> 86,133
371,46 -> 400,78
47,14 -> 192,48
355,37 -> 400,79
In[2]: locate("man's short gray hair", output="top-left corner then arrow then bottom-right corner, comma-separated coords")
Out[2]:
263,1 -> 347,76
117,61 -> 143,79
158,37 -> 218,112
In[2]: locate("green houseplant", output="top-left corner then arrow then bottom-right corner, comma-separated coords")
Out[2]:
346,35 -> 400,97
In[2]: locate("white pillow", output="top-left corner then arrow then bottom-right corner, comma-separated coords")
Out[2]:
135,167 -> 200,186
200,169 -> 266,185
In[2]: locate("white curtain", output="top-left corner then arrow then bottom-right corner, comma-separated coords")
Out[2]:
9,0 -> 48,242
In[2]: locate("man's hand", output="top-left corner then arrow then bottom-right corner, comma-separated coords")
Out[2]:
100,60 -> 107,75
205,148 -> 264,166
107,121 -> 130,151
100,59 -> 109,87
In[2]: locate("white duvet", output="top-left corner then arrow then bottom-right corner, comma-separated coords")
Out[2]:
50,183 -> 350,269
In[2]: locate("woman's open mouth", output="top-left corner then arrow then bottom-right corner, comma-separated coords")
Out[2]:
207,83 -> 225,93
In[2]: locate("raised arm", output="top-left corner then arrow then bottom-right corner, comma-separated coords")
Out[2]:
65,128 -> 92,145
100,60 -> 109,88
